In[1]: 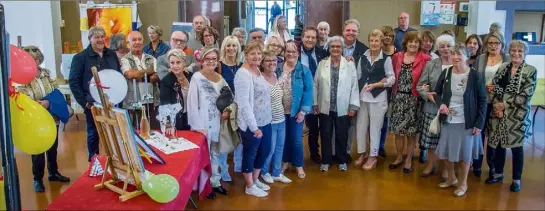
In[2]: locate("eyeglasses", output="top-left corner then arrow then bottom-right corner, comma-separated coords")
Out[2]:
24,48 -> 39,52
263,59 -> 277,63
488,42 -> 501,46
172,38 -> 187,44
203,58 -> 217,63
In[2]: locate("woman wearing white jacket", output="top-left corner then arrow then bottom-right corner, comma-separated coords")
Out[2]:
313,36 -> 360,172
266,15 -> 292,44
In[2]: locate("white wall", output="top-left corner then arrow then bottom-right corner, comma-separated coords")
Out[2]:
466,0 -> 505,37
1,1 -> 62,79
526,55 -> 545,79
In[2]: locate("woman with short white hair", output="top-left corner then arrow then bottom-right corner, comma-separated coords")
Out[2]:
317,21 -> 330,49
314,36 -> 359,172
144,25 -> 170,58
417,34 -> 455,178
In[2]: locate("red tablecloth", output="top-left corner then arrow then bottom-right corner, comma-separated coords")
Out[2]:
46,131 -> 212,210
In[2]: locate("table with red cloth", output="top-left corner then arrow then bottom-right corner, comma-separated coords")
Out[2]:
47,131 -> 212,210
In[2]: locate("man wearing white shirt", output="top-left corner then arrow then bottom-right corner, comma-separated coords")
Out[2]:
121,31 -> 160,129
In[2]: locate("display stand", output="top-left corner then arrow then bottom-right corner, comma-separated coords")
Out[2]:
89,67 -> 145,202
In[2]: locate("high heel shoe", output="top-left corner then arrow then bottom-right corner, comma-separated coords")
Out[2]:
389,160 -> 403,169
362,159 -> 377,170
438,179 -> 459,188
354,154 -> 368,166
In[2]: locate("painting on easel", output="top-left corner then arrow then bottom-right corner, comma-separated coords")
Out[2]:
93,104 -> 148,185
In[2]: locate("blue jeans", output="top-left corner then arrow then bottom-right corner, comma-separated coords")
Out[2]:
219,152 -> 229,176
84,109 -> 99,162
379,117 -> 388,150
240,124 -> 272,173
282,115 -> 304,167
262,121 -> 286,177
233,144 -> 243,172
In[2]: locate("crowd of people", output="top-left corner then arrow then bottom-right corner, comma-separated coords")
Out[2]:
19,11 -> 536,200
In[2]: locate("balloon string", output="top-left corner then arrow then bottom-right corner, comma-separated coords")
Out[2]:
90,80 -> 110,89
7,78 -> 24,111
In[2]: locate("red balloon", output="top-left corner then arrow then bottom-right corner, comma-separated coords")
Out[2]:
10,44 -> 38,84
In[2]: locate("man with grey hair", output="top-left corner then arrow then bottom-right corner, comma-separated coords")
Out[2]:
342,19 -> 368,157
232,27 -> 247,50
157,30 -> 198,80
480,22 -> 503,42
69,26 -> 121,162
188,15 -> 208,51
248,28 -> 266,45
394,12 -> 417,51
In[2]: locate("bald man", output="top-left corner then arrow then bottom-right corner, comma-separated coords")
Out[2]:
394,12 -> 417,51
121,31 -> 160,128
188,15 -> 208,51
157,30 -> 199,80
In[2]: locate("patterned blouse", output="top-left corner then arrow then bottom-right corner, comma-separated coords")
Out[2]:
329,65 -> 340,112
253,73 -> 273,127
280,70 -> 293,114
15,68 -> 58,101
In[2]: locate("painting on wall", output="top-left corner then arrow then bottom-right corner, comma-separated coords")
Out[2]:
421,1 -> 441,26
87,7 -> 132,47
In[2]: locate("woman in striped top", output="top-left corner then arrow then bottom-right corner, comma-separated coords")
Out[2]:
260,50 -> 292,184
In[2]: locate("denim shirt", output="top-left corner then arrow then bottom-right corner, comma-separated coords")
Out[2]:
275,62 -> 314,117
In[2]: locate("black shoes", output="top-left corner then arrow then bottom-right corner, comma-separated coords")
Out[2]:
213,186 -> 228,195
34,180 -> 45,192
206,192 -> 216,199
485,175 -> 504,184
310,154 -> 322,164
510,182 -> 521,192
48,172 -> 70,183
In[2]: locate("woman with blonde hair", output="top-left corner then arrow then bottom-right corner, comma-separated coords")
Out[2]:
216,35 -> 243,182
187,47 -> 231,199
266,15 -> 292,44
265,35 -> 285,63
159,49 -> 192,130
354,29 -> 395,170
235,41 -> 273,197
144,25 -> 170,58
260,50 -> 291,184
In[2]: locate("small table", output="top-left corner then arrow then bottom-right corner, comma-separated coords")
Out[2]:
46,131 -> 212,210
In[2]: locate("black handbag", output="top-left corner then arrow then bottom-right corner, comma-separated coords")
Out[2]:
216,86 -> 233,112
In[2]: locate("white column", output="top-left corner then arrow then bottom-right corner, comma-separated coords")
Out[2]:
466,0 -> 506,37
1,0 -> 62,79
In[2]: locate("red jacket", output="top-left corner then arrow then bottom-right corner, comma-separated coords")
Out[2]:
392,51 -> 431,97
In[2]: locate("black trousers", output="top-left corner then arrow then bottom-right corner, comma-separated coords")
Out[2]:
319,111 -> 351,164
487,144 -> 524,180
473,103 -> 493,170
32,126 -> 60,181
305,114 -> 320,158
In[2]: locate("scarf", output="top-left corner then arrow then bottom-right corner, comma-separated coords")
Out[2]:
302,47 -> 317,75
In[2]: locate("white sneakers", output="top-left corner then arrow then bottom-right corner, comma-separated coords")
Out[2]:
255,179 -> 271,191
272,174 -> 292,183
245,184 -> 268,197
261,173 -> 274,184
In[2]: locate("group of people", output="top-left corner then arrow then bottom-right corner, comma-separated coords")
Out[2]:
18,11 -> 534,201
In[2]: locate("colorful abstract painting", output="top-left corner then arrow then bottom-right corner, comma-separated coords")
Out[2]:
87,7 -> 132,47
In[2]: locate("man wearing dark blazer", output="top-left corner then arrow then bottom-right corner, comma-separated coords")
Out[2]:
342,19 -> 368,157
298,26 -> 329,163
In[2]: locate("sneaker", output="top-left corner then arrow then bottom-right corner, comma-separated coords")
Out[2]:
255,179 -> 271,191
272,174 -> 292,184
245,184 -> 268,197
320,164 -> 330,172
339,163 -> 348,171
261,173 -> 274,184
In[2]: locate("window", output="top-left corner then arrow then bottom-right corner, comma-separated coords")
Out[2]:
252,0 -> 299,34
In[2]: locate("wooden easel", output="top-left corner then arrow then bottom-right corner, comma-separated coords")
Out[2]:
90,67 -> 145,202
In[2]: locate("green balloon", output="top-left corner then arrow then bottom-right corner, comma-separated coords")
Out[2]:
142,174 -> 180,203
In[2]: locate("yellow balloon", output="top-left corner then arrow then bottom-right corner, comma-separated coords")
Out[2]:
9,94 -> 57,155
